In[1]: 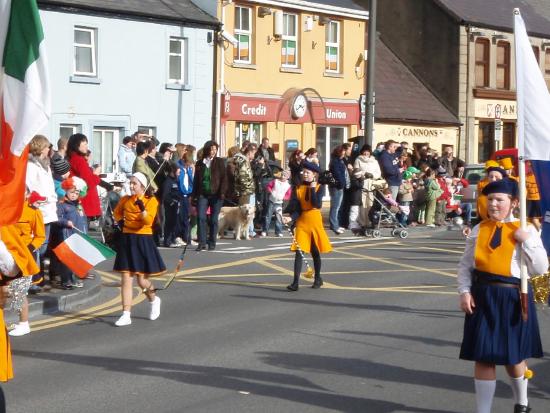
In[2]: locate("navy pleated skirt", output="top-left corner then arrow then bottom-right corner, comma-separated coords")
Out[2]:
113,233 -> 166,276
460,274 -> 543,365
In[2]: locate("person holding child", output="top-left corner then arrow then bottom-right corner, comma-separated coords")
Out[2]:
112,172 -> 166,327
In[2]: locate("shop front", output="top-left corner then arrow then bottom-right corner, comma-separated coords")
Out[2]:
374,123 -> 460,155
473,99 -> 517,163
221,92 -> 360,167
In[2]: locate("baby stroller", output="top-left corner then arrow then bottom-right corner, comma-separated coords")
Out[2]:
366,189 -> 408,239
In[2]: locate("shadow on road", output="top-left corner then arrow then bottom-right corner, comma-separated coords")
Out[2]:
232,294 -> 463,319
13,350 -> 460,412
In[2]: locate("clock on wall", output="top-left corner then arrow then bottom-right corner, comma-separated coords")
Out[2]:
291,94 -> 307,119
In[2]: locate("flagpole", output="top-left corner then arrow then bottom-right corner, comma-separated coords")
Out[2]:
514,8 -> 529,320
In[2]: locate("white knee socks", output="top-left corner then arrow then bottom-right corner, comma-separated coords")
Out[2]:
475,379 -> 496,413
510,376 -> 528,406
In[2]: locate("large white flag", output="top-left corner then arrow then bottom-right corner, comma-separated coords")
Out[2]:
515,10 -> 550,160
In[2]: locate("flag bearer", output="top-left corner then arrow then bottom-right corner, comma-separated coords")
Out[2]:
112,172 -> 166,327
457,179 -> 548,413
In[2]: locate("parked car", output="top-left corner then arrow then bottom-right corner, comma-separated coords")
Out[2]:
460,164 -> 486,220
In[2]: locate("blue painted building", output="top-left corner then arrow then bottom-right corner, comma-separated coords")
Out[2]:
37,0 -> 219,172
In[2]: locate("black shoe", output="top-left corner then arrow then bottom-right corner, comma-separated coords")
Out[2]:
61,284 -> 74,290
195,244 -> 206,252
286,283 -> 299,291
28,285 -> 42,294
514,404 -> 531,413
312,278 -> 323,289
208,244 -> 216,251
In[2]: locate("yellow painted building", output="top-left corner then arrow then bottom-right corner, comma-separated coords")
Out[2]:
214,0 -> 368,169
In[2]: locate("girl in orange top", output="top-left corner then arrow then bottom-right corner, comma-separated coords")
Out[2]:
284,161 -> 332,291
0,225 -> 40,382
525,161 -> 541,231
112,172 -> 166,327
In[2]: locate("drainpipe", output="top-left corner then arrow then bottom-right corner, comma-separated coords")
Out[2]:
215,1 -> 227,145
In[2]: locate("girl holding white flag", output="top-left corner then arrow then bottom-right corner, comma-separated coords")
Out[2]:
112,172 -> 166,327
457,179 -> 547,413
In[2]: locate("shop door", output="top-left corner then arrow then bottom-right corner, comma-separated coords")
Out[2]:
502,122 -> 516,149
92,128 -> 120,173
477,122 -> 495,163
315,126 -> 347,171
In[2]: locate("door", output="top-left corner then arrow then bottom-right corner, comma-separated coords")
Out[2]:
92,128 -> 120,173
315,126 -> 346,171
477,122 -> 495,163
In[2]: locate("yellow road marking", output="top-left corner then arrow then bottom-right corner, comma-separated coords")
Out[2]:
333,248 -> 457,278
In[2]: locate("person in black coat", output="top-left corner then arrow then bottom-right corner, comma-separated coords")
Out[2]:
328,145 -> 349,234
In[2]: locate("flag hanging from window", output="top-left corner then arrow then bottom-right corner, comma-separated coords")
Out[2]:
0,0 -> 51,225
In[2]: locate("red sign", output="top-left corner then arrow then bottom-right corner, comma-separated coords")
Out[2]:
222,94 -> 359,126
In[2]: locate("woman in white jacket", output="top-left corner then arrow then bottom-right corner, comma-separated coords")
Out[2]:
353,145 -> 384,229
25,135 -> 58,290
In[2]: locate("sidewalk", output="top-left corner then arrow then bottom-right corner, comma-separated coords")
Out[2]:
5,275 -> 103,325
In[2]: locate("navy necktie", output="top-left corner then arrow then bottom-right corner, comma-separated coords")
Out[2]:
489,225 -> 502,249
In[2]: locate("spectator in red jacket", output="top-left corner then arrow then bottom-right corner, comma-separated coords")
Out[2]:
67,134 -> 102,220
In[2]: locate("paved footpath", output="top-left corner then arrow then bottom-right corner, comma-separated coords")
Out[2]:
4,228 -> 550,413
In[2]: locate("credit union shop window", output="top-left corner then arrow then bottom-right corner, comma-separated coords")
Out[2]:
235,122 -> 263,147
315,126 -> 346,171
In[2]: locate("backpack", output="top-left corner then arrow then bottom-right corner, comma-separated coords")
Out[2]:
318,170 -> 336,186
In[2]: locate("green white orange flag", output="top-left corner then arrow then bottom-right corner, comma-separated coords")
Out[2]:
0,0 -> 50,225
53,233 -> 116,278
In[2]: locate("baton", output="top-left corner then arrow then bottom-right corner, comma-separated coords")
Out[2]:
152,244 -> 188,292
276,209 -> 314,279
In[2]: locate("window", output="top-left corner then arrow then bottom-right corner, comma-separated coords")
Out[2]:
325,21 -> 340,72
281,13 -> 298,67
532,46 -> 540,64
315,126 -> 346,172
74,26 -> 97,76
138,126 -> 157,138
545,50 -> 550,89
59,124 -> 81,140
92,128 -> 120,173
235,122 -> 262,147
234,6 -> 252,63
168,37 -> 186,83
496,41 -> 510,90
474,38 -> 489,87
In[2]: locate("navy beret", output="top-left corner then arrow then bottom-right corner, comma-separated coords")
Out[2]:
486,166 -> 508,178
482,178 -> 518,198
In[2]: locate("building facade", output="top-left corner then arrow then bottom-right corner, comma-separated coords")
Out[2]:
37,0 -> 218,173
378,0 -> 550,164
200,0 -> 368,169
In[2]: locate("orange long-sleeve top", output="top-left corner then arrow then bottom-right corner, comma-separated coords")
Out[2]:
113,195 -> 158,235
14,203 -> 46,251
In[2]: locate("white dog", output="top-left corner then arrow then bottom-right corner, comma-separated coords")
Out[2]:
218,205 -> 255,240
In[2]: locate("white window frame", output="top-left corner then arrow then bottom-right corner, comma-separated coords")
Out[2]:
73,26 -> 97,77
325,21 -> 340,73
138,126 -> 157,138
168,37 -> 186,84
235,122 -> 263,147
92,128 -> 120,173
234,6 -> 252,64
281,13 -> 298,68
59,124 -> 81,140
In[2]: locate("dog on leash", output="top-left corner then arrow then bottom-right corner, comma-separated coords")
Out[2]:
218,205 -> 255,240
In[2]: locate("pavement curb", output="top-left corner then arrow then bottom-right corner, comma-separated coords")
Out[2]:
5,274 -> 103,325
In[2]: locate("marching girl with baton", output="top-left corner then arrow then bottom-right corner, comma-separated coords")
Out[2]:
112,172 -> 166,327
283,161 -> 332,291
457,179 -> 548,413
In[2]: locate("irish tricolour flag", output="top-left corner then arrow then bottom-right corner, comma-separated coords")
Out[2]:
0,0 -> 50,225
53,233 -> 116,278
